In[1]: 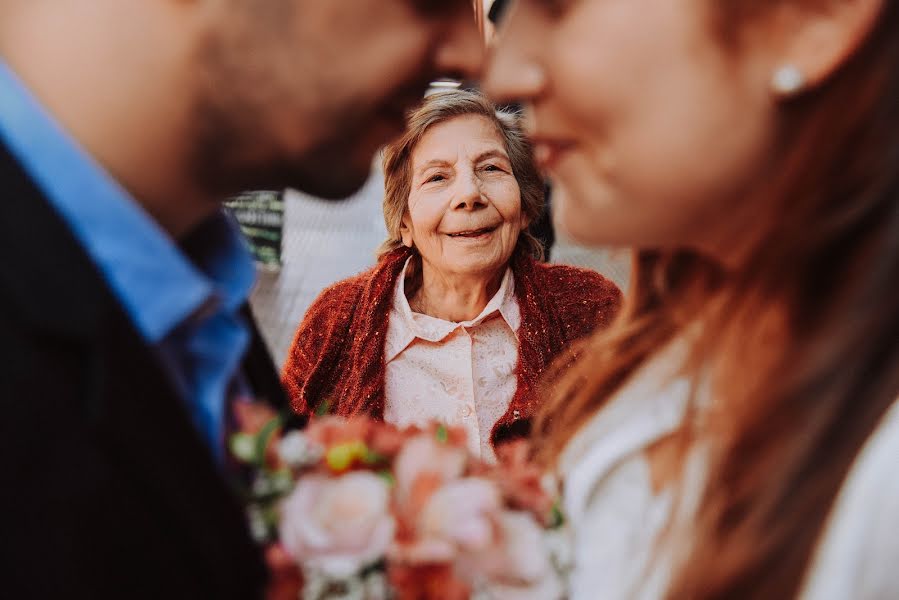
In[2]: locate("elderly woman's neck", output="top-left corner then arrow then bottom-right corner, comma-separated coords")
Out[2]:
407,261 -> 505,322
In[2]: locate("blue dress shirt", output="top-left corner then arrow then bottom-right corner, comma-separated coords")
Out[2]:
0,61 -> 257,461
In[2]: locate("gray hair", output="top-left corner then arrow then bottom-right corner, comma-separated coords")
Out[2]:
377,89 -> 544,261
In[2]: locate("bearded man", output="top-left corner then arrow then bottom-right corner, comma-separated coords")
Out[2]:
0,1 -> 482,597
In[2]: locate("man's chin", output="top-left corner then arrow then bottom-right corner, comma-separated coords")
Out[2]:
290,107 -> 410,199
256,148 -> 372,200
292,165 -> 373,200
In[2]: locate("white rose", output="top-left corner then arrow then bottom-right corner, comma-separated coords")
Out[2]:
279,472 -> 395,578
277,430 -> 323,467
470,512 -> 564,600
419,478 -> 502,553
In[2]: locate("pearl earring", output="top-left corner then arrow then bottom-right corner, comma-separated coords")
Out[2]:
771,65 -> 806,97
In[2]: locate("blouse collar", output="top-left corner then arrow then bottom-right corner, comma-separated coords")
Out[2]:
384,256 -> 521,363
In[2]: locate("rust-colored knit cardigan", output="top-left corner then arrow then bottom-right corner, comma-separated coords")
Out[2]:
282,246 -> 622,443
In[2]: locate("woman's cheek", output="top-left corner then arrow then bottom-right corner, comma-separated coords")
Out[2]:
485,178 -> 520,211
414,196 -> 448,234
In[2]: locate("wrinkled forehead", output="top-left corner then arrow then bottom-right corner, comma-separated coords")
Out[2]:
411,114 -> 509,171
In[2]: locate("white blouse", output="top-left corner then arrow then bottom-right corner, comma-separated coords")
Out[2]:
559,339 -> 899,599
383,258 -> 521,461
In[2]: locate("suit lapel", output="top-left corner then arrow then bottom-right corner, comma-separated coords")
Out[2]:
0,145 -> 106,339
93,308 -> 265,588
0,145 -> 265,587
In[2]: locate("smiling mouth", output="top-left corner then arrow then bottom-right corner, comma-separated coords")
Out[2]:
446,226 -> 498,238
531,138 -> 576,171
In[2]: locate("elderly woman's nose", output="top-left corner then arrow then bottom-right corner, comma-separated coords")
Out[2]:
452,172 -> 485,210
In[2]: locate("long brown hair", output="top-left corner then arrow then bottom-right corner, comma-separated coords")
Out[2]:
535,2 -> 899,597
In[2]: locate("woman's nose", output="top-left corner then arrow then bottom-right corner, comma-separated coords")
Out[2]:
482,3 -> 546,105
452,172 -> 486,211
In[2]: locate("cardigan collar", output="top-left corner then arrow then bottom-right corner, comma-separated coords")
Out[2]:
331,245 -> 560,425
385,256 -> 521,363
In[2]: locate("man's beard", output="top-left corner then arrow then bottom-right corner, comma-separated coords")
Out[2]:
190,110 -> 376,201
186,75 -> 379,201
186,16 -> 379,201
186,13 -> 434,201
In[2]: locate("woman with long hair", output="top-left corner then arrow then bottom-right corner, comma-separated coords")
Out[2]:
485,0 -> 898,597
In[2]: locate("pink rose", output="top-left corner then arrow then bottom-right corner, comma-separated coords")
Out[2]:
279,472 -> 395,578
492,441 -> 557,524
304,415 -> 373,449
473,511 -> 552,584
466,511 -> 562,599
420,478 -> 502,552
393,433 -> 468,510
390,477 -> 502,564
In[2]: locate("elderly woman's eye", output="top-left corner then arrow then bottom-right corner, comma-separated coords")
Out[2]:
482,164 -> 504,173
426,173 -> 446,183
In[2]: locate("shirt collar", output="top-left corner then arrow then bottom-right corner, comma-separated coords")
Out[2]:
0,61 -> 255,343
385,256 -> 520,363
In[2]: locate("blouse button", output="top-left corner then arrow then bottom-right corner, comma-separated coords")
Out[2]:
462,405 -> 473,418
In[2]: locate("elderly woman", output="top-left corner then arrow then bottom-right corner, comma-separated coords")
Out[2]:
281,90 -> 621,460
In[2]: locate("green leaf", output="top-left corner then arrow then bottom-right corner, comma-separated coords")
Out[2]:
230,433 -> 259,464
270,469 -> 295,495
253,415 -> 284,467
549,501 -> 565,529
314,398 -> 332,417
376,470 -> 396,487
361,448 -> 388,466
435,424 -> 448,444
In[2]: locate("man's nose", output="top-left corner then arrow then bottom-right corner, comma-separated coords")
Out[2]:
433,5 -> 486,82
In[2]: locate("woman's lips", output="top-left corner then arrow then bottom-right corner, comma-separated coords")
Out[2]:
445,226 -> 498,239
532,139 -> 576,171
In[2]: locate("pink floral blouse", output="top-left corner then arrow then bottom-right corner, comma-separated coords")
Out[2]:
384,259 -> 521,462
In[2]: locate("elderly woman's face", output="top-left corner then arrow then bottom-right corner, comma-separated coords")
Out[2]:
401,114 -> 527,278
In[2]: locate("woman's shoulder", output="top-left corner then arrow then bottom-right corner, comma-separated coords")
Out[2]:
800,398 -> 899,599
282,263 -> 395,412
307,271 -> 369,310
521,260 -> 623,335
303,259 -> 394,318
291,254 -> 407,349
531,261 -> 623,304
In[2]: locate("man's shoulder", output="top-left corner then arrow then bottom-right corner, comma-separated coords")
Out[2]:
0,145 -> 111,337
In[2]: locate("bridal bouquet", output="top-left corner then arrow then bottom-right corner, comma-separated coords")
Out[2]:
229,404 -> 568,600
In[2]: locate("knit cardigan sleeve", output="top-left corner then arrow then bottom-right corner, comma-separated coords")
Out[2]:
280,276 -> 364,416
491,259 -> 623,444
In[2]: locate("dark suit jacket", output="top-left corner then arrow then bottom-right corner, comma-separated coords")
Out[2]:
0,144 -> 285,599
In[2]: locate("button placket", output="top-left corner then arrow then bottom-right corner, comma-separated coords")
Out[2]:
463,328 -> 480,456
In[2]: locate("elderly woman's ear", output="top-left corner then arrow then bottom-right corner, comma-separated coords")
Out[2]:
400,214 -> 414,248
